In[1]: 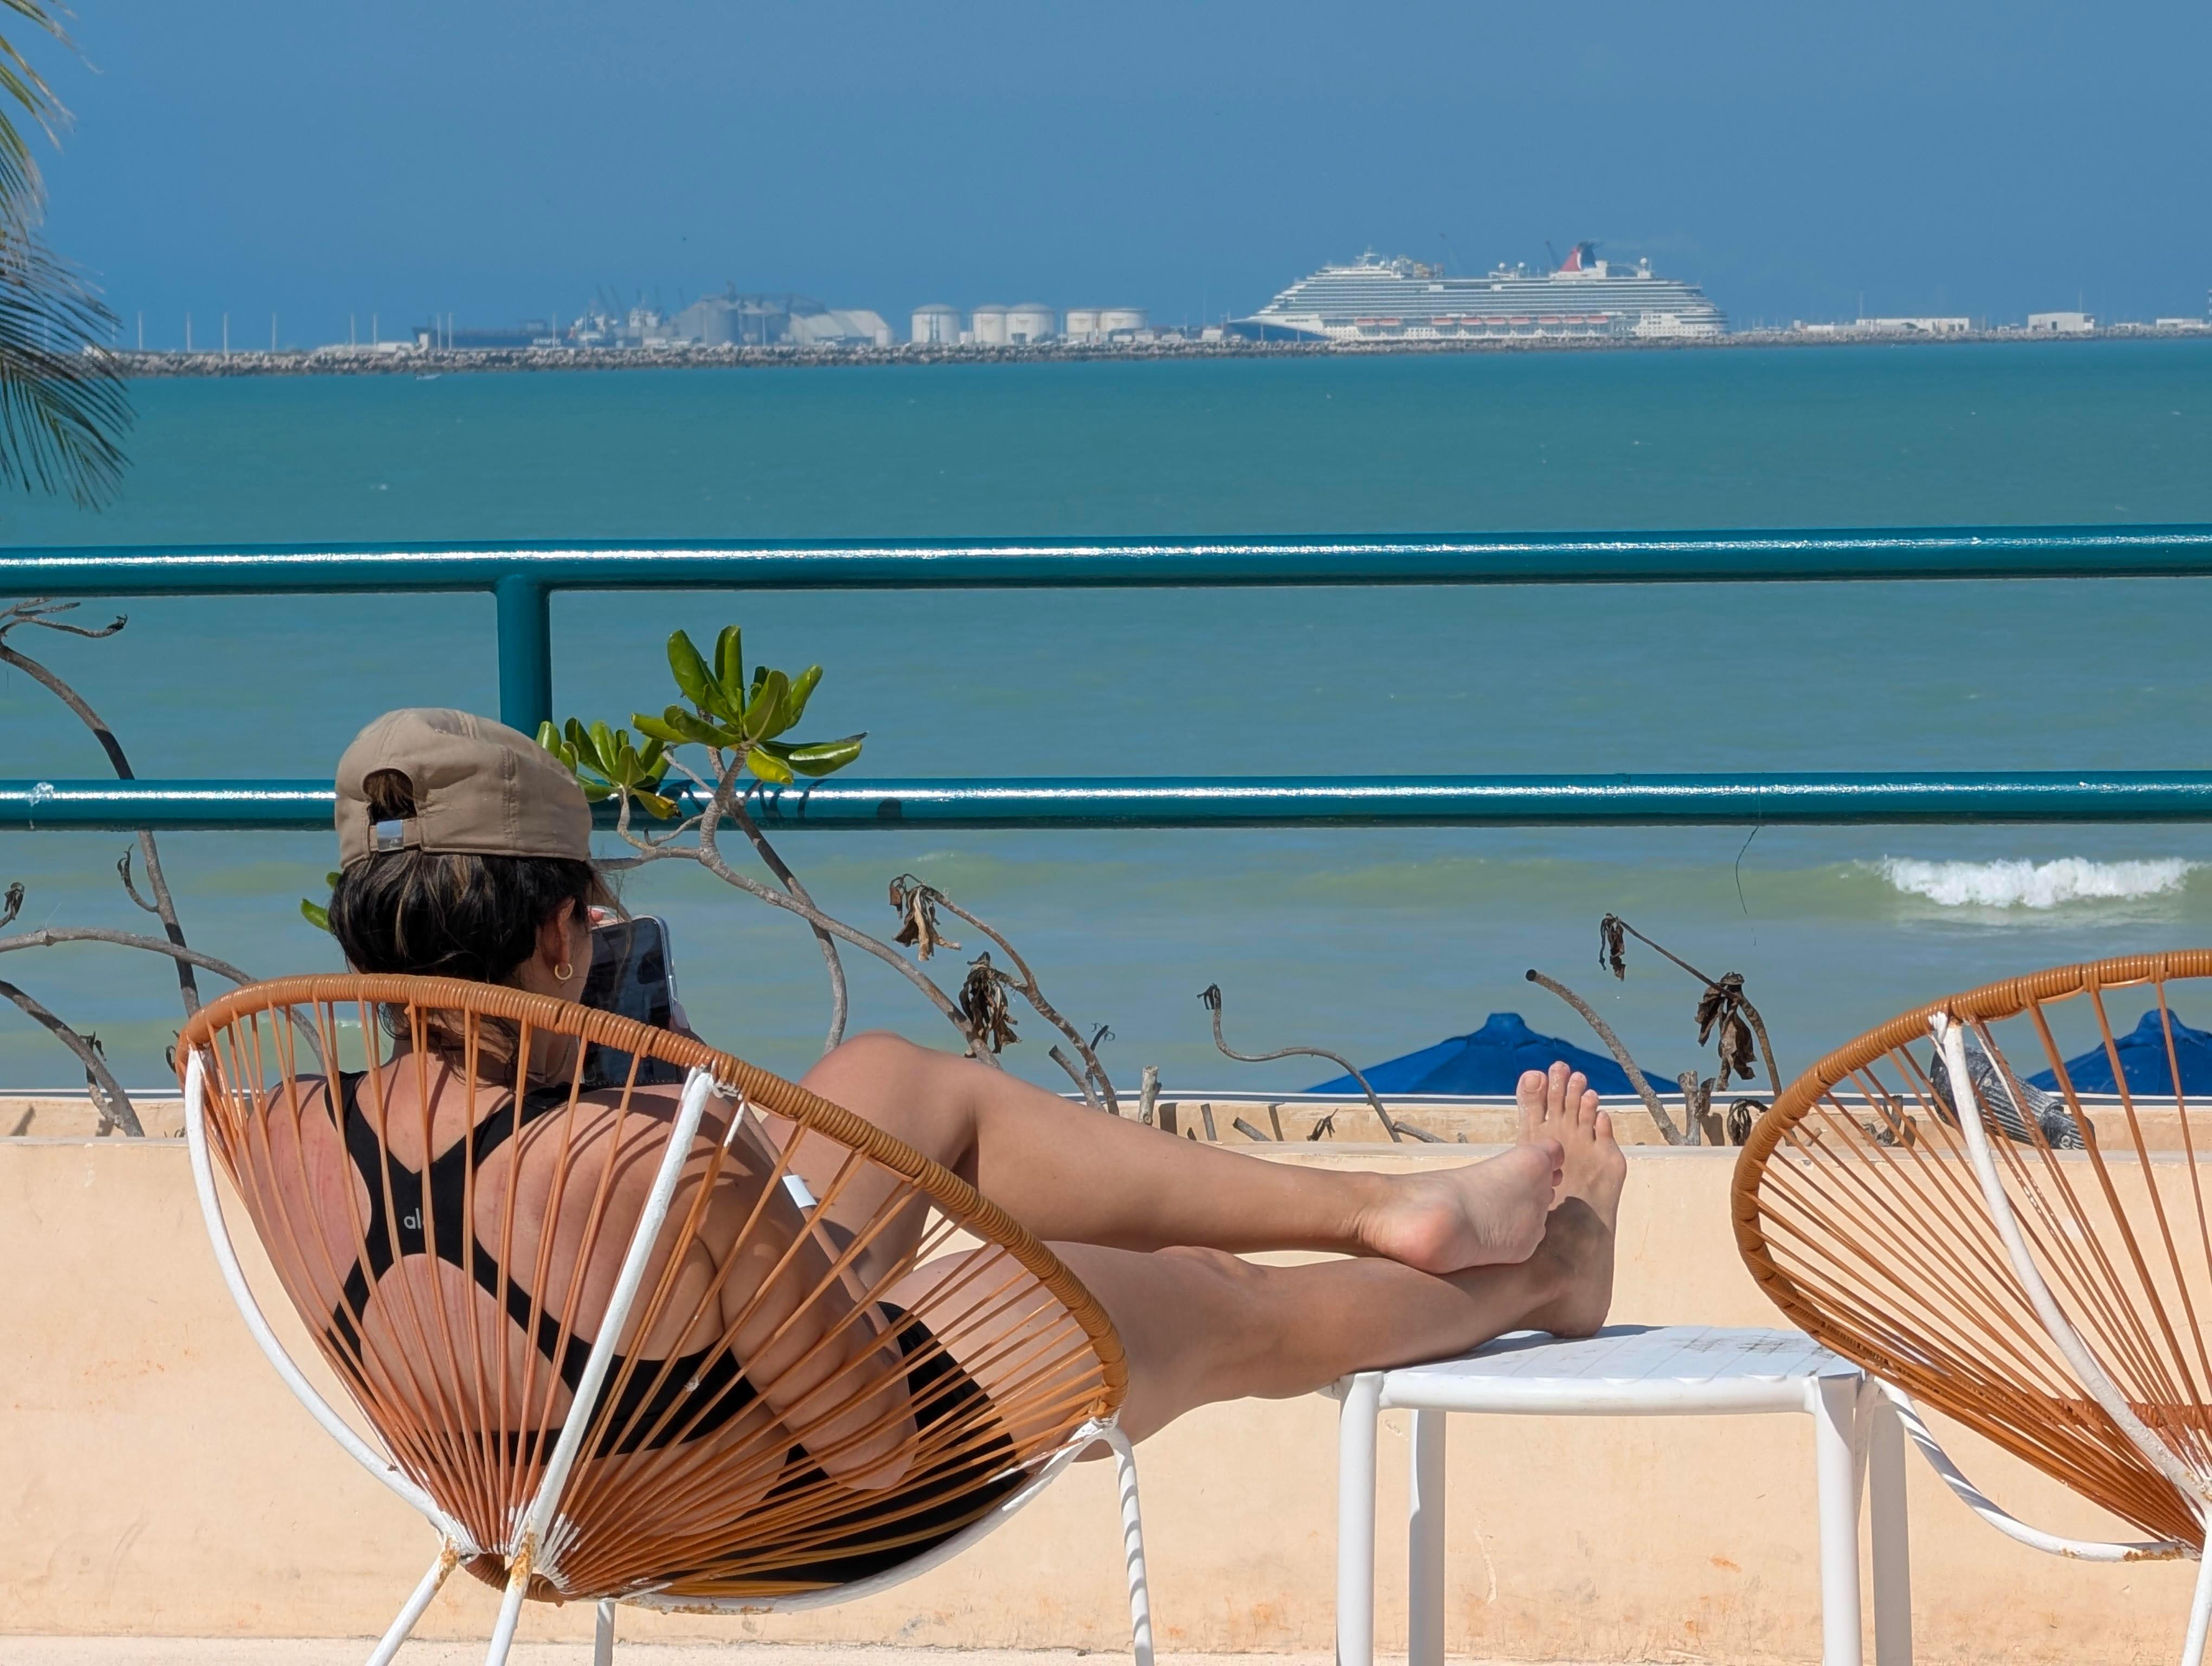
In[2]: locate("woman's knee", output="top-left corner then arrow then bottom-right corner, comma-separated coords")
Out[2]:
803,1029 -> 929,1098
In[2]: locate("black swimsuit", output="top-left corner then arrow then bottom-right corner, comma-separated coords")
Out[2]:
327,1071 -> 1025,1583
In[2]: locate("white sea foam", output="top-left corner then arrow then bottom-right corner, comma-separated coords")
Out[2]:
1876,857 -> 2198,909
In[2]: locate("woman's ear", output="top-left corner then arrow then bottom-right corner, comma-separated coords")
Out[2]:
539,901 -> 581,973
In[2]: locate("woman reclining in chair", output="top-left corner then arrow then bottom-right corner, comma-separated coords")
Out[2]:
285,708 -> 1623,1594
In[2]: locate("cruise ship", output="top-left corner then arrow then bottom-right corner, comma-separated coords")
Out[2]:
1237,243 -> 1726,342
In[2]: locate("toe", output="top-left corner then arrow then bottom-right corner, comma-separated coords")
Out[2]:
1516,1069 -> 1546,1140
1547,1060 -> 1571,1123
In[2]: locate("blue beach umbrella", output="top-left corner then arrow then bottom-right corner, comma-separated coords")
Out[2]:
1306,1011 -> 1655,1097
2025,1009 -> 2212,1096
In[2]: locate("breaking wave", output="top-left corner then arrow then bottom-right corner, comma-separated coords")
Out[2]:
1875,857 -> 2198,909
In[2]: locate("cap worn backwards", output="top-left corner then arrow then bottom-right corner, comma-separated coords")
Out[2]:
334,708 -> 591,870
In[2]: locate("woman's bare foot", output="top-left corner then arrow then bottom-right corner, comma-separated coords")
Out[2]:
1355,1137 -> 1564,1273
1351,1061 -> 1594,1273
1514,1061 -> 1628,1337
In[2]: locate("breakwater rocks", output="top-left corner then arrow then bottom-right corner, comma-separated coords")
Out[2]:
112,327 -> 2195,378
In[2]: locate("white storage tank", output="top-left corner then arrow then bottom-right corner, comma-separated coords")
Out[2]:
1098,307 -> 1148,336
911,303 -> 961,345
1007,302 -> 1056,344
1063,307 -> 1101,341
970,304 -> 1009,346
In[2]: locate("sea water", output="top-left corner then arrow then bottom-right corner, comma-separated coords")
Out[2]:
3,340 -> 2210,1093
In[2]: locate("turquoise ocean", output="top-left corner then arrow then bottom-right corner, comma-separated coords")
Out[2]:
4,340 -> 2211,1094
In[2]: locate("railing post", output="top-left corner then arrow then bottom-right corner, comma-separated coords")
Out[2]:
494,574 -> 552,736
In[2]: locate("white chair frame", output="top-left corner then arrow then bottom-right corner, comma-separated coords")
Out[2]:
1926,1015 -> 2210,1665
184,1050 -> 1155,1666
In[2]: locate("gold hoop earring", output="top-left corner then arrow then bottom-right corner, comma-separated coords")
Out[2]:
554,961 -> 574,982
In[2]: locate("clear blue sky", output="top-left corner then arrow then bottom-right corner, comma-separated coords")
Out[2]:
31,0 -> 2212,347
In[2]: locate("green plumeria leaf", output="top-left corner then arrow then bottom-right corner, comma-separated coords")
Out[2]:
668,630 -> 728,718
713,625 -> 746,714
589,721 -> 621,772
745,746 -> 795,785
641,704 -> 731,748
781,664 -> 823,729
562,717 -> 606,775
300,898 -> 330,932
778,733 -> 865,777
743,669 -> 790,741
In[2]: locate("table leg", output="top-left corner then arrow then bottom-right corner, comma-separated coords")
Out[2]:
1866,1393 -> 1912,1665
1813,1374 -> 1866,1666
1408,1408 -> 1448,1666
1336,1374 -> 1383,1666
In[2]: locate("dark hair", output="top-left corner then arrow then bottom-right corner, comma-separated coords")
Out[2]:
328,768 -> 609,984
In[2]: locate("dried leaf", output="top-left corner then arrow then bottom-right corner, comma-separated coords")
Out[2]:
1598,915 -> 1628,980
1725,1098 -> 1765,1146
887,874 -> 959,960
1718,1011 -> 1756,1083
1,879 -> 21,929
959,953 -> 1019,1053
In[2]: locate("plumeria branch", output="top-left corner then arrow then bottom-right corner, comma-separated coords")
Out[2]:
0,976 -> 140,1136
893,876 -> 1118,1112
1198,983 -> 1432,1143
0,600 -> 201,1016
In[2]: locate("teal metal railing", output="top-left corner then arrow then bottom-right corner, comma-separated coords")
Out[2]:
5,525 -> 2211,831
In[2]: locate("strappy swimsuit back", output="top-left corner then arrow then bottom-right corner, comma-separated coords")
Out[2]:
328,1068 -> 754,1454
323,1068 -> 1023,1585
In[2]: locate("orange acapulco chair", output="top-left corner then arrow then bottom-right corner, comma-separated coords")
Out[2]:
1734,952 -> 2212,1665
178,974 -> 1153,1666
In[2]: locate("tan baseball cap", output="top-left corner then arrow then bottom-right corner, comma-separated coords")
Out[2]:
335,708 -> 591,869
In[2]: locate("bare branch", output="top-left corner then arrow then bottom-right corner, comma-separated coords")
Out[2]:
688,771 -> 987,1057
1196,982 -> 1430,1143
0,607 -> 201,1014
1675,1072 -> 1711,1148
0,976 -> 142,1136
1525,966 -> 1688,1145
727,788 -> 847,1053
1046,1044 -> 1103,1109
0,925 -> 253,985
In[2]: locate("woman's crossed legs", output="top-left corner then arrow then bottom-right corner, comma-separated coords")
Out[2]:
796,1035 -> 1625,1444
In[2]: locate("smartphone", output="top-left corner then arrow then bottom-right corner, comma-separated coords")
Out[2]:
580,912 -> 688,1087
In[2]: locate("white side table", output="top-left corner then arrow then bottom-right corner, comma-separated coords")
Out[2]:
1332,1324 -> 1912,1666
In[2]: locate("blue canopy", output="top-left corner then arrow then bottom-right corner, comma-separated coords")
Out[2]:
1307,1011 -> 1655,1097
2025,1008 -> 2212,1095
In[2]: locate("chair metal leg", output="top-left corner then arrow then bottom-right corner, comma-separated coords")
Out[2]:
1866,1394 -> 1913,1665
1336,1373 -> 1383,1666
595,1598 -> 617,1665
1100,1425 -> 1155,1666
1407,1408 -> 1448,1666
366,1542 -> 460,1666
2179,1541 -> 2212,1666
1813,1374 -> 1867,1666
484,1548 -> 535,1666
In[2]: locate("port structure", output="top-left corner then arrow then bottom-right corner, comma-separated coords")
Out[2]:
5,525 -> 2212,831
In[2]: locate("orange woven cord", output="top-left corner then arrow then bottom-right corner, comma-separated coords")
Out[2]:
1734,951 -> 2212,1548
179,975 -> 1123,1601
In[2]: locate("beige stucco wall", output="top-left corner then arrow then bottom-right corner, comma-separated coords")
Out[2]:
4,1137 -> 2201,1662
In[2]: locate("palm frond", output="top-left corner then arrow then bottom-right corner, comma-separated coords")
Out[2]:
0,0 -> 74,233
0,234 -> 127,505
